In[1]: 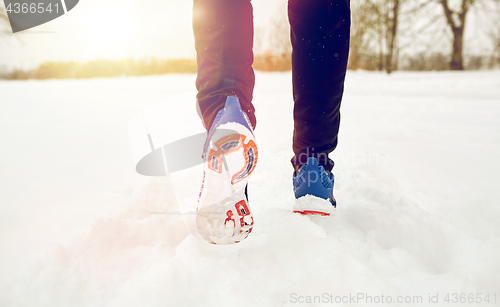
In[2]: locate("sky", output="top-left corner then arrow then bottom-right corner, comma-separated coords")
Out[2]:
0,0 -> 285,70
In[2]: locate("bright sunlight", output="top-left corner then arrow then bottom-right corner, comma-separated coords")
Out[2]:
81,2 -> 138,60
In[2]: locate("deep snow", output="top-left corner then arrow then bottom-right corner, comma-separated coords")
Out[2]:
1,70 -> 500,306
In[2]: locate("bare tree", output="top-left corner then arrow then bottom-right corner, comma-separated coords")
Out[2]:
440,0 -> 474,69
1,7 -> 9,28
1,7 -> 12,51
386,0 -> 400,73
491,31 -> 500,68
348,0 -> 404,72
348,0 -> 380,70
267,16 -> 292,56
1,6 -> 16,45
254,5 -> 290,57
484,0 -> 500,68
253,2 -> 292,71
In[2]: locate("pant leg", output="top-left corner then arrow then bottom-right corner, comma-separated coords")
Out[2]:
288,0 -> 350,172
193,0 -> 256,131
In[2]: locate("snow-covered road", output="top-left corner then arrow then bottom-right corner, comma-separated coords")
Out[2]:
1,71 -> 499,306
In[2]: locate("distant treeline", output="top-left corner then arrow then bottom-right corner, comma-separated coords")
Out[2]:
252,52 -> 498,72
1,52 -> 497,80
1,58 -> 197,80
253,53 -> 292,71
348,52 -> 499,71
2,56 -> 295,80
0,56 -> 292,80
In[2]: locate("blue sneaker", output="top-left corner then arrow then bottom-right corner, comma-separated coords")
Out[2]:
293,157 -> 336,215
196,96 -> 257,244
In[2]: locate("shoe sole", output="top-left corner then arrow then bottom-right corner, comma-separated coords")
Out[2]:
196,122 -> 258,244
293,210 -> 332,216
293,195 -> 336,216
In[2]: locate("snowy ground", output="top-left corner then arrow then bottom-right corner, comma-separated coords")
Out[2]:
1,70 -> 500,306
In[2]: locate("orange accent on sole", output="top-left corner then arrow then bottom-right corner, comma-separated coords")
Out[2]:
231,139 -> 257,185
293,210 -> 331,216
207,134 -> 243,174
206,134 -> 258,186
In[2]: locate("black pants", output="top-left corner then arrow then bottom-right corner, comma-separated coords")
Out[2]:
193,0 -> 350,172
